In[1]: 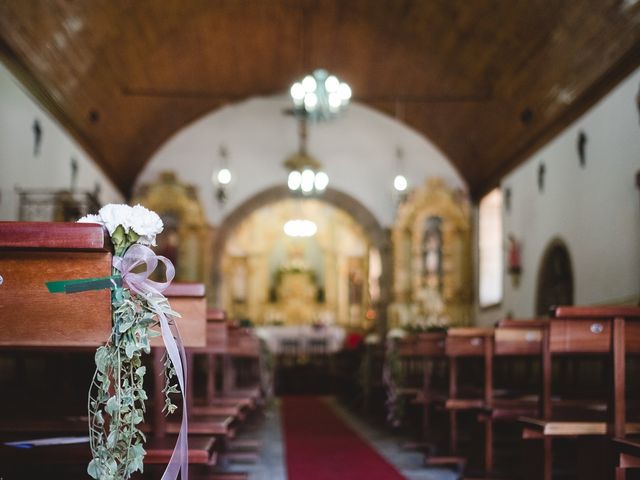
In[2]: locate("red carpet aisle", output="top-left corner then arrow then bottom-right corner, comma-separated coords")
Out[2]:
282,396 -> 406,480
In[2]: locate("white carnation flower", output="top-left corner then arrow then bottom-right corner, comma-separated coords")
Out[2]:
77,214 -> 103,225
129,204 -> 163,246
98,204 -> 133,235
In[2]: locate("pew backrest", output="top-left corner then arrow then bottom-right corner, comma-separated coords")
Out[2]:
495,319 -> 547,356
0,222 -> 112,347
161,282 -> 207,348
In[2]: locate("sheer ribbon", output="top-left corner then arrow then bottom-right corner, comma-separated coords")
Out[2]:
113,244 -> 188,480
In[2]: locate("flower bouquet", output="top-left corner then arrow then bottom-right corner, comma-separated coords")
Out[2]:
78,204 -> 188,480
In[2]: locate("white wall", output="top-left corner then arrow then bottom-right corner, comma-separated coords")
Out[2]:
476,66 -> 640,325
136,96 -> 465,227
0,62 -> 123,220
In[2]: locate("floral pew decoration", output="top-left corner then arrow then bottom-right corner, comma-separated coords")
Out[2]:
382,288 -> 452,427
47,204 -> 188,480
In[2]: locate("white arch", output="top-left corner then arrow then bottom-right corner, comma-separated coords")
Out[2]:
136,95 -> 465,227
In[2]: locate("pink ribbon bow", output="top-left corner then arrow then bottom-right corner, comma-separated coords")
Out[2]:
113,244 -> 188,480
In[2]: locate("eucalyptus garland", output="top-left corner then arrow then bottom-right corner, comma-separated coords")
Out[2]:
87,284 -> 179,479
383,338 -> 407,428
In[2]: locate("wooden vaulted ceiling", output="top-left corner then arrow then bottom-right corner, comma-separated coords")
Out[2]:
1,1 -> 639,199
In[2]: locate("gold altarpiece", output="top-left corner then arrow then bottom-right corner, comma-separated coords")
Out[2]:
221,199 -> 372,328
390,178 -> 472,328
132,172 -> 213,290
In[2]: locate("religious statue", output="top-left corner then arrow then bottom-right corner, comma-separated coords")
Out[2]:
507,234 -> 522,287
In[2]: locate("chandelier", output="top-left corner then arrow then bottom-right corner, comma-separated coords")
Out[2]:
284,118 -> 329,195
283,219 -> 317,237
290,69 -> 351,121
285,69 -> 351,195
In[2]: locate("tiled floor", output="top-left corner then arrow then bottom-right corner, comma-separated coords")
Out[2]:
225,397 -> 457,480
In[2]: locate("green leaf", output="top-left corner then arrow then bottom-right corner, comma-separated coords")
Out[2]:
105,395 -> 119,416
132,409 -> 144,425
95,347 -> 110,374
87,458 -> 100,479
125,341 -> 137,359
111,225 -> 126,246
135,366 -> 146,378
95,410 -> 104,426
127,229 -> 140,244
106,429 -> 117,448
118,317 -> 135,333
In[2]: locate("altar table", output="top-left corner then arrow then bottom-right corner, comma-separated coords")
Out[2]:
255,325 -> 346,354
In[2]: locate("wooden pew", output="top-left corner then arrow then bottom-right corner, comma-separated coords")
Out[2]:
0,434 -> 218,478
477,319 -> 546,477
223,323 -> 261,401
159,286 -> 241,469
425,327 -> 493,473
520,306 -> 640,480
397,332 -> 447,445
190,309 -> 260,415
0,223 -> 218,474
180,307 -> 262,471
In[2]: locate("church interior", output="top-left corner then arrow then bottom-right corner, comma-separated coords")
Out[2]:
1,2 -> 640,479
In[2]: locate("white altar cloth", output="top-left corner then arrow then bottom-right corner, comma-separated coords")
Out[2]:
255,325 -> 346,354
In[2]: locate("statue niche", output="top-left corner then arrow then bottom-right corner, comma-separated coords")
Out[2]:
132,171 -> 212,288
391,178 -> 472,329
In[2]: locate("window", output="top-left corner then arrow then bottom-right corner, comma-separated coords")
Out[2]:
478,188 -> 503,307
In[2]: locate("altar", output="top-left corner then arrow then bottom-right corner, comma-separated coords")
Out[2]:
255,325 -> 346,354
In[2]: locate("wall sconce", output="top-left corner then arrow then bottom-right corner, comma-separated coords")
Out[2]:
392,147 -> 408,202
212,145 -> 232,206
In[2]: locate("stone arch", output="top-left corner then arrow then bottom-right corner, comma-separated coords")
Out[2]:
535,238 -> 574,316
211,185 -> 392,329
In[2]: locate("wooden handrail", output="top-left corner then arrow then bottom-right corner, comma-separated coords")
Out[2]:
553,306 -> 640,319
206,308 -> 227,321
164,282 -> 205,297
0,221 -> 111,251
498,319 -> 549,328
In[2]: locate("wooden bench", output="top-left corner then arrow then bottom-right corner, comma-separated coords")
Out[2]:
478,319 -> 547,477
423,327 -> 494,473
520,306 -> 640,480
397,332 -> 447,447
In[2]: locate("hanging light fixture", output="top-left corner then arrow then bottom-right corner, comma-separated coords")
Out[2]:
290,69 -> 351,122
283,219 -> 317,237
285,69 -> 351,195
284,114 -> 329,196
